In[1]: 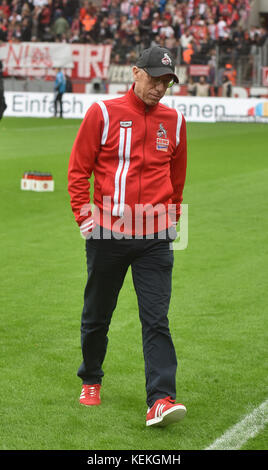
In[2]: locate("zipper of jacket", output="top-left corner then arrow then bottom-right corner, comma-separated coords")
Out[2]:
138,110 -> 147,205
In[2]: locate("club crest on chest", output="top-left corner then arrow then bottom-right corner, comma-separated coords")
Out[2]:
156,123 -> 169,152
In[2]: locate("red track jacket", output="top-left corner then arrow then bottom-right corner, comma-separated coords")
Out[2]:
68,84 -> 187,236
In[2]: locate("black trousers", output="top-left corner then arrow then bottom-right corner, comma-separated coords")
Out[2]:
77,233 -> 178,407
54,92 -> 63,117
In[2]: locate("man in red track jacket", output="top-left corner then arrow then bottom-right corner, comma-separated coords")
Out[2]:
68,46 -> 188,427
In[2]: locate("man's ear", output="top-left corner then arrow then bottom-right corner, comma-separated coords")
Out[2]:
132,66 -> 140,82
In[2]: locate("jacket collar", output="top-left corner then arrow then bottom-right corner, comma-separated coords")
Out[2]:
126,83 -> 159,114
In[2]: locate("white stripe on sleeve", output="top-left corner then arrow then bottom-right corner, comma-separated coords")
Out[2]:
97,100 -> 109,145
175,110 -> 183,147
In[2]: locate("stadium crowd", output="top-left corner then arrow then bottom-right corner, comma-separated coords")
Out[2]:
0,0 -> 267,88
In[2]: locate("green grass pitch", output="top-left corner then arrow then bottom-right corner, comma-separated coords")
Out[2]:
0,117 -> 267,450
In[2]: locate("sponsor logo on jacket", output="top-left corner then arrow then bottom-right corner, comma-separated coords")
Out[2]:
120,121 -> 132,128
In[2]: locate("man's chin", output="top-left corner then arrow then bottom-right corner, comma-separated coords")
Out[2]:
146,96 -> 161,106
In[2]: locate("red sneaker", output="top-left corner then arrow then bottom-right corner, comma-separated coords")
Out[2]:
146,397 -> 186,427
79,384 -> 101,406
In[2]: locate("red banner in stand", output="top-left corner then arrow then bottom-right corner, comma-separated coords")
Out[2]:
0,43 -> 112,80
189,65 -> 210,76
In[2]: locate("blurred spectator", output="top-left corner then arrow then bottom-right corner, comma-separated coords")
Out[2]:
54,67 -> 66,118
180,28 -> 194,50
65,73 -> 73,92
21,17 -> 32,41
187,76 -> 196,96
79,0 -> 99,42
12,22 -> 22,42
0,16 -> 8,41
38,2 -> 52,40
21,3 -> 32,23
0,0 -> 10,18
165,31 -> 178,58
62,0 -> 79,27
195,75 -> 210,96
159,19 -> 174,39
112,36 -> 132,64
0,59 -> 7,120
98,16 -> 113,43
221,75 -> 232,97
80,7 -> 96,33
219,0 -> 233,23
51,0 -> 64,22
216,16 -> 229,42
120,1 -> 130,17
108,0 -> 121,19
51,11 -> 70,41
208,48 -> 217,84
183,41 -> 194,64
198,0 -> 207,18
69,11 -> 80,43
224,63 -> 237,85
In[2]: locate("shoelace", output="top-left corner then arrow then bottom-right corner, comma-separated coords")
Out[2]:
147,397 -> 176,414
84,385 -> 99,397
164,396 -> 175,404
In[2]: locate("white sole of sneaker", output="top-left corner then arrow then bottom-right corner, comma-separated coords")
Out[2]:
80,401 -> 101,406
146,404 -> 187,427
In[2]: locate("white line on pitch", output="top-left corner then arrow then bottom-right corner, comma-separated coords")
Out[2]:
205,399 -> 268,450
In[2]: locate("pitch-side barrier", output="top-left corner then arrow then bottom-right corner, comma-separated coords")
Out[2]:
4,92 -> 268,123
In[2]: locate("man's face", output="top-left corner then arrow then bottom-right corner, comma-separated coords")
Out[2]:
133,67 -> 173,107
